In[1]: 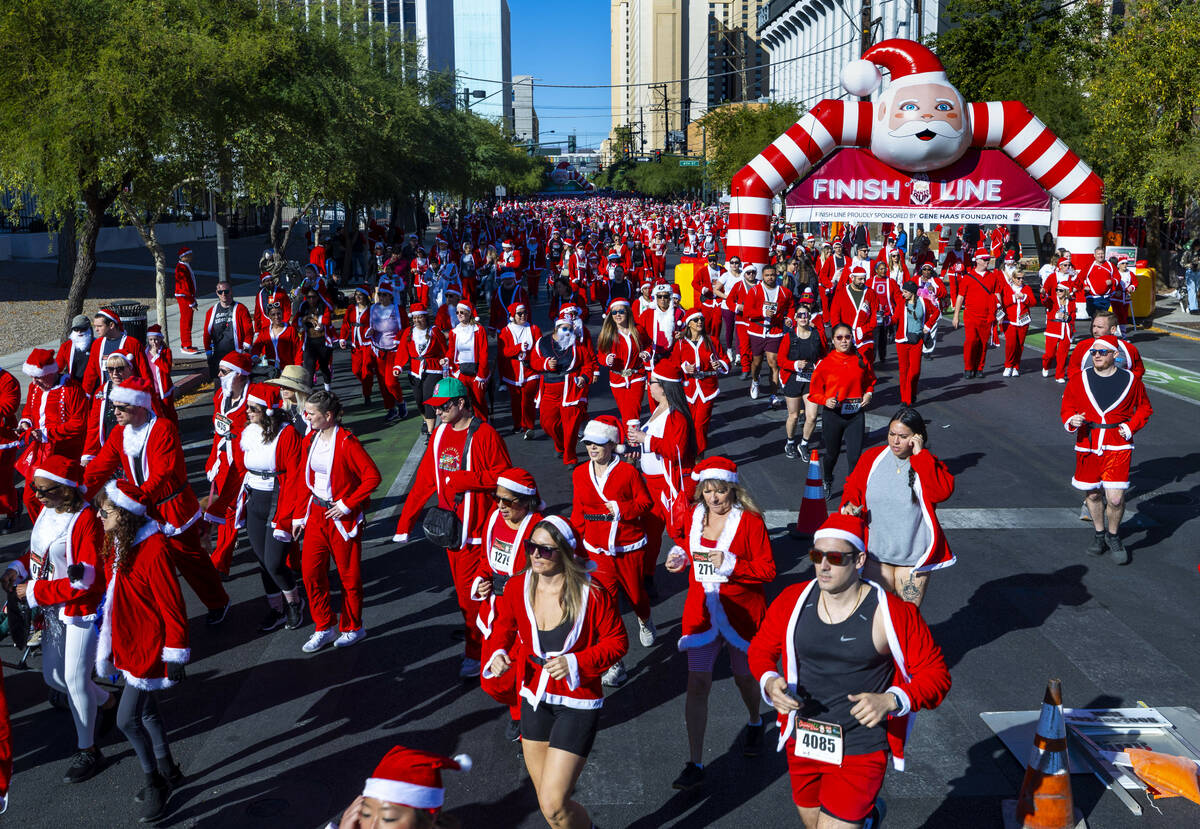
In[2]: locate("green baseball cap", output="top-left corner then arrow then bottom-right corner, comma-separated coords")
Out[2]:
426,376 -> 469,407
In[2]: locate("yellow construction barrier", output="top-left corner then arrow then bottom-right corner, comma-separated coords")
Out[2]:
673,259 -> 701,310
1133,265 -> 1156,320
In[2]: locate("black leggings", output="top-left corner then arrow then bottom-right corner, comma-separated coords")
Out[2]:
244,487 -> 296,596
874,322 -> 893,361
411,373 -> 439,419
304,341 -> 333,388
116,687 -> 170,773
821,408 -> 865,484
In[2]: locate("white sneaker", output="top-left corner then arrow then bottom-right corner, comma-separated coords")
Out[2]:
458,657 -> 481,679
601,661 -> 628,687
749,380 -> 759,399
1002,368 -> 1012,377
334,628 -> 366,648
1042,368 -> 1049,377
1056,377 -> 1066,384
1011,368 -> 1019,377
302,628 -> 338,653
638,617 -> 658,647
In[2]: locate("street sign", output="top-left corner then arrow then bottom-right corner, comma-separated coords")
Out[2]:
634,155 -> 653,163
679,159 -> 702,167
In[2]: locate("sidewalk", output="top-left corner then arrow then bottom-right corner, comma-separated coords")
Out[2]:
1147,292 -> 1200,340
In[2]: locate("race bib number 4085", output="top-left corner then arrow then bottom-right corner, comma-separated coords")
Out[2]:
793,717 -> 843,765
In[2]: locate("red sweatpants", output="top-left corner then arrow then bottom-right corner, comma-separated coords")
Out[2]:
0,447 -> 19,519
351,346 -> 376,401
301,507 -> 363,633
591,551 -> 651,621
538,383 -> 587,465
895,342 -> 923,406
735,324 -> 752,372
1003,324 -> 1028,369
372,349 -> 404,411
610,383 -> 645,429
1112,301 -> 1132,327
690,398 -> 715,454
446,545 -> 482,661
1043,335 -> 1071,380
167,522 -> 230,611
505,380 -> 538,431
176,298 -> 195,349
209,509 -> 240,576
641,474 -> 673,577
961,317 -> 990,371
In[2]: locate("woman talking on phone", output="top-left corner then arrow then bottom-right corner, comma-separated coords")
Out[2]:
839,407 -> 955,607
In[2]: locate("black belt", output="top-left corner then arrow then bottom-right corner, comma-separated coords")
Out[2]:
246,469 -> 278,479
312,496 -> 335,509
583,513 -> 612,522
529,654 -> 547,666
1084,422 -> 1122,430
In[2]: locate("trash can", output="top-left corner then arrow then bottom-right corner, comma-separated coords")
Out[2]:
102,301 -> 148,344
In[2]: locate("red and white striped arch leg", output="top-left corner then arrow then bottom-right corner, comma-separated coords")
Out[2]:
726,99 -> 1103,270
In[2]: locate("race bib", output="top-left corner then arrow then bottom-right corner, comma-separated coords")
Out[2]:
29,550 -> 46,576
489,538 -> 515,573
1016,313 -> 1031,327
213,414 -> 232,437
763,302 -> 777,317
692,552 -> 728,584
839,398 -> 862,415
793,717 -> 844,766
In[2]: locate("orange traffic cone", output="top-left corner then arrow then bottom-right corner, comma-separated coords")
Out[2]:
1006,679 -> 1085,829
792,448 -> 827,537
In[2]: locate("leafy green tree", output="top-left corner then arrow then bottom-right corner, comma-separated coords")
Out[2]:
697,102 -> 805,192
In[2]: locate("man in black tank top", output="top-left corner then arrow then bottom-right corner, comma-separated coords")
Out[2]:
748,514 -> 951,829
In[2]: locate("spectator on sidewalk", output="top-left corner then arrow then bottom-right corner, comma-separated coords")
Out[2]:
174,246 -> 199,355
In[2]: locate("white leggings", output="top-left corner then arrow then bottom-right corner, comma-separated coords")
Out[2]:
42,613 -> 110,749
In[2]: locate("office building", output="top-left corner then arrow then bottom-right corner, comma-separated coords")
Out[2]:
686,1 -> 768,122
609,0 -> 688,154
454,0 -> 513,124
513,75 -> 538,142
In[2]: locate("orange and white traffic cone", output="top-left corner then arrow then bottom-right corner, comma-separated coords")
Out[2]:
1005,679 -> 1085,828
792,448 -> 827,537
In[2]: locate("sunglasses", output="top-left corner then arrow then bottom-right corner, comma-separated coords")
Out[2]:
31,484 -> 62,497
492,493 -> 522,506
833,334 -> 852,341
611,309 -> 627,315
525,541 -> 560,559
216,289 -> 231,295
436,401 -> 460,413
1090,349 -> 1116,356
112,403 -> 132,413
809,548 -> 857,566
96,506 -> 111,518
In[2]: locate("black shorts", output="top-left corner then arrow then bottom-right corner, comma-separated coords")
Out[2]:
519,699 -> 602,757
783,376 -> 810,398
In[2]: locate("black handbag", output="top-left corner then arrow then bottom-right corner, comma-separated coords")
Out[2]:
420,418 -> 481,547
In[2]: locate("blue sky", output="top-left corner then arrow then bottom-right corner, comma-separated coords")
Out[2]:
508,0 -> 611,151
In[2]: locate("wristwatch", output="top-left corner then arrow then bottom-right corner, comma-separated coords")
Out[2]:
888,691 -> 903,713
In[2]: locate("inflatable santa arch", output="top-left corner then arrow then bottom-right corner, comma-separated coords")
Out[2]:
727,39 -> 1103,269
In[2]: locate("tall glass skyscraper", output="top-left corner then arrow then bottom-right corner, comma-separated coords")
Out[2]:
453,0 -> 513,125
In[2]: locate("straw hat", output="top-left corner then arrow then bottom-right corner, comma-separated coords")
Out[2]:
266,364 -> 313,396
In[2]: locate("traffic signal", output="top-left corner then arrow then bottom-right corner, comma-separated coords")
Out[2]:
655,149 -> 662,163
568,134 -> 576,153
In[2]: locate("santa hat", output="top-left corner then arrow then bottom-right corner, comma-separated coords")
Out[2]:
247,382 -> 282,413
683,309 -> 704,326
377,279 -> 394,295
607,252 -> 621,262
409,303 -> 430,317
502,239 -> 514,249
22,347 -> 59,378
850,264 -> 869,277
539,514 -> 585,562
1057,258 -> 1072,267
582,415 -> 623,446
741,263 -> 759,278
842,38 -> 951,98
813,513 -> 867,553
607,298 -> 631,314
1116,253 -> 1130,264
96,308 -> 123,329
651,355 -> 683,383
110,377 -> 154,410
506,302 -> 527,318
499,269 -> 517,282
497,467 -> 540,498
104,350 -> 134,368
178,246 -> 192,257
259,272 -> 277,284
1091,335 -> 1120,352
146,324 -> 164,339
455,302 -> 474,316
652,283 -> 673,296
558,303 -> 582,319
973,246 -> 991,260
362,746 -> 471,811
640,276 -> 655,289
691,456 -> 738,484
1004,251 -> 1018,263
33,455 -> 85,492
220,352 -> 252,377
353,284 -> 372,297
796,287 -> 817,307
104,479 -> 151,517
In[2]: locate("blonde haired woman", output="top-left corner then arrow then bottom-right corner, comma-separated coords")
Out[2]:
483,516 -> 628,829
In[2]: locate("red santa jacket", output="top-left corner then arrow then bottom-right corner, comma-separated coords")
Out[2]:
599,327 -> 647,390
209,422 -> 304,533
1069,336 -> 1144,379
252,325 -> 302,372
447,323 -> 490,381
398,325 -> 448,378
82,381 -> 171,463
956,267 -> 1002,322
83,417 -> 202,537
1044,288 -> 1075,343
18,376 -> 88,464
637,304 -> 684,360
1079,260 -> 1115,298
55,340 -> 89,381
490,281 -> 528,330
748,579 -> 951,770
893,295 -> 942,344
531,335 -> 596,407
145,348 -> 176,408
1060,367 -> 1152,454
393,417 -> 511,547
8,506 -> 105,621
483,572 -> 629,710
675,506 -> 776,652
82,336 -> 151,397
868,273 -> 905,323
724,278 -> 758,326
498,321 -> 542,386
827,283 -> 879,350
96,524 -> 189,690
0,369 -> 17,454
173,261 -> 196,299
997,283 -> 1037,326
807,350 -> 877,410
206,388 -> 249,494
571,459 -> 651,556
203,302 -> 254,354
293,426 -> 381,539
674,336 -> 728,403
252,286 -> 290,334
745,283 -> 794,337
471,508 -> 541,637
841,447 -> 956,572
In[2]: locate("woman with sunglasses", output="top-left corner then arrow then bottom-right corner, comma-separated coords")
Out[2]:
998,266 -> 1037,377
674,310 -> 728,456
337,285 -> 377,404
444,303 -> 491,421
748,513 -> 950,828
472,468 -> 544,741
839,408 -> 955,608
804,323 -> 876,499
777,304 -> 826,460
497,302 -> 541,439
94,480 -> 189,822
398,304 -> 448,438
664,457 -> 776,791
253,301 -> 302,381
1,456 -> 116,785
597,298 -> 648,428
483,515 -> 628,829
531,314 -> 597,467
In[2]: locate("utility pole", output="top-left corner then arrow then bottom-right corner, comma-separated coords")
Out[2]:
914,0 -> 923,41
639,106 -> 645,150
860,0 -> 873,57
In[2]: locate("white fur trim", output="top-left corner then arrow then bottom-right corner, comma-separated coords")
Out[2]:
496,476 -> 537,496
22,361 -> 57,378
582,420 -> 620,445
31,468 -> 81,490
813,527 -> 864,552
362,777 -> 445,808
104,480 -> 147,516
564,653 -> 581,690
693,468 -> 738,484
714,550 -> 737,578
886,685 -> 912,718
69,563 -> 95,591
541,515 -> 576,550
453,754 -> 472,773
481,648 -> 509,679
758,670 -> 782,706
162,647 -> 190,664
109,386 -> 152,410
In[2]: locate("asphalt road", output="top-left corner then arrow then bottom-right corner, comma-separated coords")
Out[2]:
3,259 -> 1198,829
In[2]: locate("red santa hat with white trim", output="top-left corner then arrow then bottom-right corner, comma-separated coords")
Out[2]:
220,352 -> 252,377
506,301 -> 527,318
110,377 -> 154,411
497,467 -> 546,509
841,39 -> 953,99
606,298 -> 632,315
361,745 -> 471,812
146,324 -> 164,339
408,303 -> 429,317
813,513 -> 868,553
247,382 -> 282,413
691,456 -> 738,484
582,415 -> 623,446
651,354 -> 683,383
973,246 -> 991,261
22,347 -> 59,378
96,307 -> 123,330
539,514 -> 589,565
33,455 -> 85,493
104,479 -> 151,517
684,309 -> 705,326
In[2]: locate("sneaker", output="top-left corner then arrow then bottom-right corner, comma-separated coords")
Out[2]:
963,371 -> 973,381
137,772 -> 171,823
205,601 -> 230,626
302,628 -> 338,653
284,599 -> 305,630
601,661 -> 628,687
420,421 -> 429,436
798,442 -> 811,463
743,721 -> 765,757
179,347 -> 200,356
334,628 -> 366,648
1086,531 -> 1106,557
384,407 -> 401,423
1002,367 -> 1012,377
1056,377 -> 1066,384
1011,368 -> 1019,377
258,608 -> 286,633
638,617 -> 658,647
769,394 -> 781,408
459,657 -> 481,680
156,758 -> 184,790
398,401 -> 409,420
749,380 -> 759,399
671,762 -> 705,791
63,747 -> 103,784
1106,533 -> 1130,565
523,429 -> 534,441
862,798 -> 887,829
1042,368 -> 1050,378
822,480 -> 833,500
783,441 -> 798,459
504,718 -> 522,742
